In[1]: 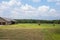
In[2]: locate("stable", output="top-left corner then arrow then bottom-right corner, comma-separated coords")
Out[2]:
0,17 -> 16,25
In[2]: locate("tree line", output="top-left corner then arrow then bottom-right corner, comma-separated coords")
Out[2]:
15,19 -> 60,24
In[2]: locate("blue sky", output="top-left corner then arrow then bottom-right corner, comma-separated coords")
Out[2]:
0,0 -> 60,20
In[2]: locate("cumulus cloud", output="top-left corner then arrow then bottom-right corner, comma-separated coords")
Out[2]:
56,2 -> 60,5
32,0 -> 41,3
28,0 -> 41,3
47,0 -> 60,5
20,4 -> 36,11
47,0 -> 60,2
8,0 -> 21,6
38,6 -> 50,13
0,0 -> 60,20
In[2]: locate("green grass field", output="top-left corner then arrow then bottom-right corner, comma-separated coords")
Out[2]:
0,24 -> 60,40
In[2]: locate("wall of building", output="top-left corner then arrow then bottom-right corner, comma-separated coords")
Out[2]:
0,17 -> 15,25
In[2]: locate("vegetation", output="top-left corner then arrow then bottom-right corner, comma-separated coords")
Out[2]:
15,19 -> 60,24
0,24 -> 60,40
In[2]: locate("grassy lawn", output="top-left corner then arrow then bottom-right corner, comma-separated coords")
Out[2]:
0,24 -> 60,29
0,24 -> 60,40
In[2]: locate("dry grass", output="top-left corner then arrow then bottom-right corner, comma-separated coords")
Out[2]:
0,24 -> 60,40
0,29 -> 45,40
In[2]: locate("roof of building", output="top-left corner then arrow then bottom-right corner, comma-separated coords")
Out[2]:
0,17 -> 15,22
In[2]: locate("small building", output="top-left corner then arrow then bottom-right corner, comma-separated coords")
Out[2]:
0,17 -> 16,25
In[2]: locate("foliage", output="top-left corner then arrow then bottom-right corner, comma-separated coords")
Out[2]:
15,19 -> 60,24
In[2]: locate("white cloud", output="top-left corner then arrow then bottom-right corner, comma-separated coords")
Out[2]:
56,2 -> 60,5
47,0 -> 60,5
38,5 -> 50,13
28,0 -> 41,3
49,9 -> 56,13
48,9 -> 57,16
8,0 -> 21,6
0,0 -> 60,19
32,0 -> 41,2
20,4 -> 36,11
47,0 -> 55,2
47,0 -> 60,2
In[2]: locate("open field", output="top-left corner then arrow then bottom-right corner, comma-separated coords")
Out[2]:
0,24 -> 60,40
